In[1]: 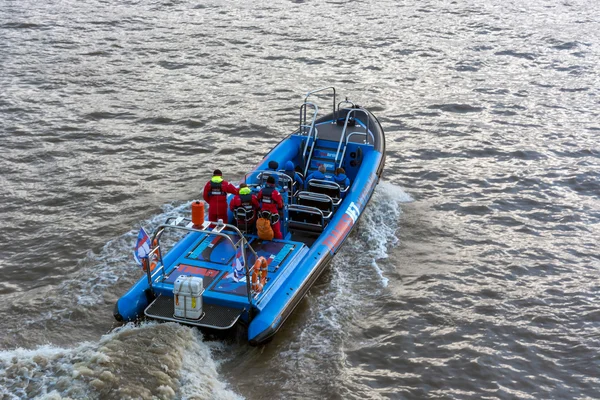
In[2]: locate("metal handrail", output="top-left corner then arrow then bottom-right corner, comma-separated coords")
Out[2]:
256,170 -> 294,187
299,102 -> 319,164
346,130 -> 375,145
296,192 -> 334,219
299,124 -> 312,134
299,102 -> 319,136
288,204 -> 326,226
302,126 -> 319,178
144,226 -> 166,283
149,222 -> 258,305
300,88 -> 337,178
338,131 -> 375,169
288,203 -> 325,215
147,246 -> 165,282
333,108 -> 372,168
304,87 -> 336,120
307,178 -> 341,191
337,99 -> 355,114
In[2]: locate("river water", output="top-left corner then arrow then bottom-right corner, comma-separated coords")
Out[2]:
1,0 -> 599,399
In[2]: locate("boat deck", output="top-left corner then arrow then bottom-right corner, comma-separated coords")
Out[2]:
314,120 -> 372,143
149,229 -> 306,303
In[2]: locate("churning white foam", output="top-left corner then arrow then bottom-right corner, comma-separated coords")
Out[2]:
280,181 -> 411,367
1,201 -> 244,399
12,200 -> 194,327
355,180 -> 412,286
0,322 -> 242,400
73,200 -> 195,307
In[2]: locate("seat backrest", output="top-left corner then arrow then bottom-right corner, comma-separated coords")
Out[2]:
297,192 -> 333,216
260,171 -> 293,189
289,207 -> 322,225
307,179 -> 341,199
258,210 -> 280,224
234,207 -> 255,222
288,205 -> 325,234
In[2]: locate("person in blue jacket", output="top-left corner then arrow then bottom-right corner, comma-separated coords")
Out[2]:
265,160 -> 279,185
283,161 -> 303,191
333,167 -> 351,197
305,164 -> 332,188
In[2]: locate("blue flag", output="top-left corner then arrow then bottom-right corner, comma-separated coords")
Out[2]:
133,227 -> 151,267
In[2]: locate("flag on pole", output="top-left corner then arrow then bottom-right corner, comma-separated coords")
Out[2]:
133,227 -> 151,267
232,256 -> 245,282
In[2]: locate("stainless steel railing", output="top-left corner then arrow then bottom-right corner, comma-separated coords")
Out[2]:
148,221 -> 259,305
334,108 -> 373,168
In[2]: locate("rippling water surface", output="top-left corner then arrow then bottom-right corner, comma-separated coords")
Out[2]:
1,0 -> 599,399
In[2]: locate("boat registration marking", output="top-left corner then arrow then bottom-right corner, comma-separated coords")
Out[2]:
322,173 -> 377,254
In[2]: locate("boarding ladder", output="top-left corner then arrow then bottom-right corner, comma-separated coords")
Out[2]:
300,87 -> 337,177
299,101 -> 319,177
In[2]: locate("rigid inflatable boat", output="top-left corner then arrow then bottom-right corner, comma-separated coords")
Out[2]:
114,87 -> 386,345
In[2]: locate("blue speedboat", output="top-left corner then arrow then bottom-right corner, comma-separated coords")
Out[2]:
113,87 -> 386,345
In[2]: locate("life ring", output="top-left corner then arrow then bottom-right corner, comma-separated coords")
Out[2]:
251,257 -> 268,293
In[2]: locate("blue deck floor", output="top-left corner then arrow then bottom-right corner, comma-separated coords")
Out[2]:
152,230 -> 305,305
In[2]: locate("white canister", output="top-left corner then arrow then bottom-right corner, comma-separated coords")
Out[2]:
173,275 -> 204,320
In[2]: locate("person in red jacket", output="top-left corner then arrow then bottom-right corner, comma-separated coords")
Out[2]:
203,169 -> 238,223
229,183 -> 259,232
257,176 -> 284,239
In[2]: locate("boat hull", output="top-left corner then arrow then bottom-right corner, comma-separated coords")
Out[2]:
248,149 -> 384,344
113,94 -> 386,346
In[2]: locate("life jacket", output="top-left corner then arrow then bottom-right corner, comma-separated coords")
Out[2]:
240,193 -> 253,209
261,186 -> 275,205
236,193 -> 255,220
209,181 -> 225,197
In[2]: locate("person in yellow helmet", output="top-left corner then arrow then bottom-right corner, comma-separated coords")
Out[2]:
229,183 -> 259,232
202,169 -> 238,223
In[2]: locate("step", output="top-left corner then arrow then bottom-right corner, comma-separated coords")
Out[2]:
145,295 -> 244,330
312,147 -> 338,160
315,139 -> 339,150
311,156 -> 336,165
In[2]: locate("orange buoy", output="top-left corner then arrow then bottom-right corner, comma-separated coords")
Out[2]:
191,200 -> 205,227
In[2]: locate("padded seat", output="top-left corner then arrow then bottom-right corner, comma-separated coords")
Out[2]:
233,208 -> 255,233
278,171 -> 301,203
297,191 -> 333,218
288,205 -> 325,235
306,179 -> 342,206
259,171 -> 293,189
